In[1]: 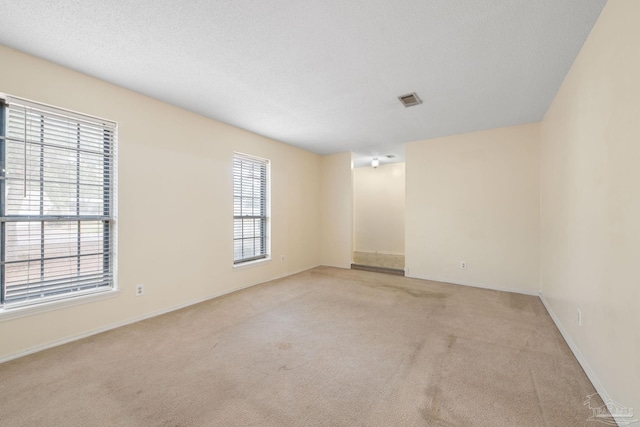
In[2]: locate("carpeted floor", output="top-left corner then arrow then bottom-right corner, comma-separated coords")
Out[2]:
0,266 -> 605,426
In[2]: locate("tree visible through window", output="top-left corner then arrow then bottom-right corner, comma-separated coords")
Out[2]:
233,153 -> 269,264
0,96 -> 116,308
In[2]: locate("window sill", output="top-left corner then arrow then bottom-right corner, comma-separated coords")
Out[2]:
0,289 -> 120,323
233,257 -> 271,270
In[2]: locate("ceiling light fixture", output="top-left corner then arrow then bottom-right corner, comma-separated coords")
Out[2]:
371,158 -> 379,168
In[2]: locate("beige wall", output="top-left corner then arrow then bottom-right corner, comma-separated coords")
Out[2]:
405,124 -> 540,294
3,1 -> 638,413
320,152 -> 353,268
540,0 -> 639,414
0,45 -> 321,360
353,163 -> 405,255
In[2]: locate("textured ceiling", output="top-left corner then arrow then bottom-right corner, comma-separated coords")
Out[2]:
0,0 -> 606,167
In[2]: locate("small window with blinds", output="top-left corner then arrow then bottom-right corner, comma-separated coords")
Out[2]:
0,96 -> 116,308
233,153 -> 269,264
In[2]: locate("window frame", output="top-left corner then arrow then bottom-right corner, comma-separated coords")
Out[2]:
0,95 -> 118,314
233,152 -> 270,266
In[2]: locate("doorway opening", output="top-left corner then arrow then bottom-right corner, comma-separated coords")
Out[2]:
352,162 -> 405,275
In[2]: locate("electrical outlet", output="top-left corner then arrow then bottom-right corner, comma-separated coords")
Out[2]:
460,261 -> 467,269
577,308 -> 582,326
135,284 -> 144,297
281,255 -> 285,262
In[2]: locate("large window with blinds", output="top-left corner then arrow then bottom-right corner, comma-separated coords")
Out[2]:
233,153 -> 269,264
0,96 -> 116,308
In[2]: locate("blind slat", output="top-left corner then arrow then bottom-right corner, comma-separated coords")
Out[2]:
1,96 -> 116,307
233,153 -> 268,264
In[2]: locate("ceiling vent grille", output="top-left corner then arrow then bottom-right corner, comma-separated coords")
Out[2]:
398,92 -> 422,107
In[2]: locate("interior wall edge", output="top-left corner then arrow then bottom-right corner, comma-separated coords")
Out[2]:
319,152 -> 354,269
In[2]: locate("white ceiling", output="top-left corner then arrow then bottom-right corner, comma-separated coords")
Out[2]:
0,1 -> 606,167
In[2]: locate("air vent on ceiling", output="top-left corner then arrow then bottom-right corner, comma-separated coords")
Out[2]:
386,154 -> 396,159
398,92 -> 422,108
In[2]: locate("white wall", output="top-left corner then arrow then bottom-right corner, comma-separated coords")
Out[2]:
540,0 -> 639,414
353,163 -> 405,255
320,152 -> 353,268
405,123 -> 540,294
0,45 -> 321,361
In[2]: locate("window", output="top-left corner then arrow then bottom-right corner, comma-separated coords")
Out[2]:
233,153 -> 269,264
0,96 -> 116,309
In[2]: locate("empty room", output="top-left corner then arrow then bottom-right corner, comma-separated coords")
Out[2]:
0,1 -> 638,426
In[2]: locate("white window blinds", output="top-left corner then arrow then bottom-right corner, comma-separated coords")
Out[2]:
233,153 -> 269,264
0,96 -> 116,307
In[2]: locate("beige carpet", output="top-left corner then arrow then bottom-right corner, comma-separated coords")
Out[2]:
0,267 -> 605,426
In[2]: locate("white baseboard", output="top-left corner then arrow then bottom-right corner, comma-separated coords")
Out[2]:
407,273 -> 539,296
538,292 -> 610,398
408,277 -> 623,425
0,265 -> 318,365
538,293 -> 631,427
